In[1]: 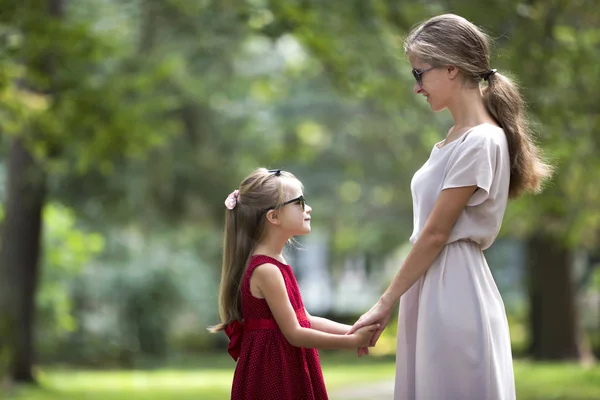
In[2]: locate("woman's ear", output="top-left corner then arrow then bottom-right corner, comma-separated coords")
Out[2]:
447,65 -> 459,80
265,209 -> 280,225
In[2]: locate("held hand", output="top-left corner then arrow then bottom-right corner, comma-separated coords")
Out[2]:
352,324 -> 379,348
348,300 -> 394,347
346,332 -> 369,357
368,316 -> 391,347
357,346 -> 369,357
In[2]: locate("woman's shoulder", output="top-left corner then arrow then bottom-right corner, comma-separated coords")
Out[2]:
462,123 -> 506,149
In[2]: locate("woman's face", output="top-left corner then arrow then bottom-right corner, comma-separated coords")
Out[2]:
408,53 -> 454,113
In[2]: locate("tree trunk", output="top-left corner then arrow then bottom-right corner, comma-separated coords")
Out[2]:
0,139 -> 47,383
527,232 -> 582,360
0,0 -> 63,384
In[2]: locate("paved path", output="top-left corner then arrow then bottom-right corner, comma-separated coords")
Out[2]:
331,379 -> 395,400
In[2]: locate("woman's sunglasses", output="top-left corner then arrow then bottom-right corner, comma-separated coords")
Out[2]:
412,66 -> 436,86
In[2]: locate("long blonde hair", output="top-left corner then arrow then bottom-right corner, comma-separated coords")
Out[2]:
209,168 -> 300,333
405,14 -> 553,197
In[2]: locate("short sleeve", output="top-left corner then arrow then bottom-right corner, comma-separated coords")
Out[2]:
442,135 -> 497,206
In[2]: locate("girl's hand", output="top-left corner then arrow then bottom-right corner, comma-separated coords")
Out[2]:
357,347 -> 369,357
351,324 -> 379,347
349,300 -> 394,347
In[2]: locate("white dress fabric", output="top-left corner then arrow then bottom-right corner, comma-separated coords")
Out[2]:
394,124 -> 516,400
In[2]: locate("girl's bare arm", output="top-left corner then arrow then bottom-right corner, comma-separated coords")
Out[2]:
253,264 -> 376,349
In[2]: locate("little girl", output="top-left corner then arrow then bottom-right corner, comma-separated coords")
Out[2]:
210,168 -> 377,400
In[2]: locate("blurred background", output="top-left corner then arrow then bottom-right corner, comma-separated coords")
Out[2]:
0,0 -> 599,399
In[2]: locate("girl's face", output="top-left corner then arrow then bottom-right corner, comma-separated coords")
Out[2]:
409,53 -> 455,113
277,180 -> 312,236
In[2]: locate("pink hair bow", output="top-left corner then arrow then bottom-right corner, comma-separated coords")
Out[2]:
224,190 -> 239,210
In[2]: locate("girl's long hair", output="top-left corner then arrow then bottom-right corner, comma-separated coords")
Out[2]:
208,168 -> 299,333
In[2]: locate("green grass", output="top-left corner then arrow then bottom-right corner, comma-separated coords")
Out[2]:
515,361 -> 600,400
5,354 -> 600,400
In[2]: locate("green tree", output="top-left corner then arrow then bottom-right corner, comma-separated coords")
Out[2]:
0,0 -> 175,383
488,0 -> 600,360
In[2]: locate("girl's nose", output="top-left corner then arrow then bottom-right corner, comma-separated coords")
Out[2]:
305,204 -> 312,214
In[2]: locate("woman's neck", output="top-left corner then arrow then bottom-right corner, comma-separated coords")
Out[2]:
447,87 -> 495,131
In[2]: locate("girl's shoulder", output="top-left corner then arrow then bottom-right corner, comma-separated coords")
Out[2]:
250,254 -> 288,265
246,255 -> 293,278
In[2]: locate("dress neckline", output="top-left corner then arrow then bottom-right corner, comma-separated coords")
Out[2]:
434,123 -> 499,151
251,254 -> 289,266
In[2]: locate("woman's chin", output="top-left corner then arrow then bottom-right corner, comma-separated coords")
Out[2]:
429,102 -> 446,113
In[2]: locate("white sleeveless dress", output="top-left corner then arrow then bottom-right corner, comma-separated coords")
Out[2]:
394,124 -> 516,400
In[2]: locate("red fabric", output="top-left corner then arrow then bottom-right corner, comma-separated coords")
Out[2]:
226,308 -> 308,361
225,320 -> 244,361
229,255 -> 328,400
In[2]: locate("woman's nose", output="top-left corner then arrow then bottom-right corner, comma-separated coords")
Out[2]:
414,82 -> 422,94
305,204 -> 312,214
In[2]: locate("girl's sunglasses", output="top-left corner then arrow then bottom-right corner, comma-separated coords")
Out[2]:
265,195 -> 306,213
412,66 -> 435,86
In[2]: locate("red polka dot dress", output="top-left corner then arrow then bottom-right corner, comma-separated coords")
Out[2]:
227,255 -> 328,400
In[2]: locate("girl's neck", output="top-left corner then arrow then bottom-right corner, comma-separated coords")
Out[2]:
252,246 -> 286,264
252,231 -> 290,264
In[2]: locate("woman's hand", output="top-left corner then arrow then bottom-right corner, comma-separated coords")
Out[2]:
348,300 -> 394,347
350,324 -> 380,347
